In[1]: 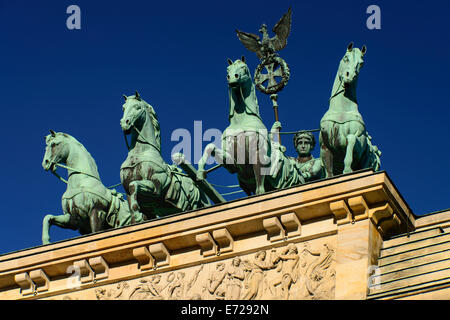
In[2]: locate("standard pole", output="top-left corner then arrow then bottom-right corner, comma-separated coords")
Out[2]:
270,93 -> 281,143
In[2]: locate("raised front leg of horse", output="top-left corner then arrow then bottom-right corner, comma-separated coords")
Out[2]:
42,213 -> 78,244
197,143 -> 236,181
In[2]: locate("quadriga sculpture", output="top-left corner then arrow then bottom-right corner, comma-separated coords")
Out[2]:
120,92 -> 209,222
41,131 -> 133,244
320,42 -> 381,177
197,57 -> 304,195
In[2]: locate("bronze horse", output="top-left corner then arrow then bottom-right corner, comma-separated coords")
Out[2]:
320,43 -> 381,177
120,92 -> 209,222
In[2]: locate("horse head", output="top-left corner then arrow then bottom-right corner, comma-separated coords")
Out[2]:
42,130 -> 70,172
227,56 -> 251,89
120,91 -> 161,152
226,57 -> 261,122
120,91 -> 148,134
338,42 -> 366,87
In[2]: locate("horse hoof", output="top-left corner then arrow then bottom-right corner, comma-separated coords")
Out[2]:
255,188 -> 266,195
196,170 -> 206,181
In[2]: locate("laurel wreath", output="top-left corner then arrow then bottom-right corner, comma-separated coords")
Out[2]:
254,56 -> 290,94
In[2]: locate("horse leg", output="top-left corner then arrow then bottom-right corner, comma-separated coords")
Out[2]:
253,163 -> 266,195
253,132 -> 271,194
128,181 -> 146,224
197,143 -> 216,180
355,136 -> 371,171
89,208 -> 107,233
343,134 -> 357,174
319,130 -> 334,178
214,145 -> 237,174
42,213 -> 77,244
197,143 -> 235,180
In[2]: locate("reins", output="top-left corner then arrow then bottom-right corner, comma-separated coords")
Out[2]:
123,108 -> 161,153
50,163 -> 121,189
329,62 -> 360,102
228,78 -> 320,135
328,76 -> 344,102
125,114 -> 191,178
132,125 -> 161,153
279,129 -> 320,135
123,131 -> 130,151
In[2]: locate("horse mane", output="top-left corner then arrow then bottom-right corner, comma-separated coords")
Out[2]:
142,100 -> 161,151
51,132 -> 100,177
246,69 -> 260,114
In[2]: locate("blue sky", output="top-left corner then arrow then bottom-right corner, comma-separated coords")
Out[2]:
0,0 -> 448,254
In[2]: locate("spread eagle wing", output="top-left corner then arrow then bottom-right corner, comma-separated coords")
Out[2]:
271,7 -> 292,52
236,30 -> 264,60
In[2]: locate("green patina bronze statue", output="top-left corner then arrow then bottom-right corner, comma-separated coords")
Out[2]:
120,92 -> 209,222
197,57 -> 271,195
269,123 -> 324,182
41,131 -> 134,244
38,6 -> 386,247
319,42 -> 381,177
196,58 -> 304,195
236,7 -> 292,95
292,130 -> 325,182
236,7 -> 291,61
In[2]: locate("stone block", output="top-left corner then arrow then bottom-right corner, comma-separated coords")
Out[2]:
149,243 -> 170,267
196,232 -> 218,257
280,212 -> 302,237
212,228 -> 234,254
133,246 -> 155,270
263,216 -> 286,242
29,269 -> 50,293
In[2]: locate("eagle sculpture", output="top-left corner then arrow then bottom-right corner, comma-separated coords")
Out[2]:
236,7 -> 292,60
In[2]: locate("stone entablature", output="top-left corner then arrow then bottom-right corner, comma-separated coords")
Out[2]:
414,209 -> 450,230
0,170 -> 415,300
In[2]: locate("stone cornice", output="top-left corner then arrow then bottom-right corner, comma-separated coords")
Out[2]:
0,170 -> 415,299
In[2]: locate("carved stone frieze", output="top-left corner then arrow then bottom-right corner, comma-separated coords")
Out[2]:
54,240 -> 335,300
